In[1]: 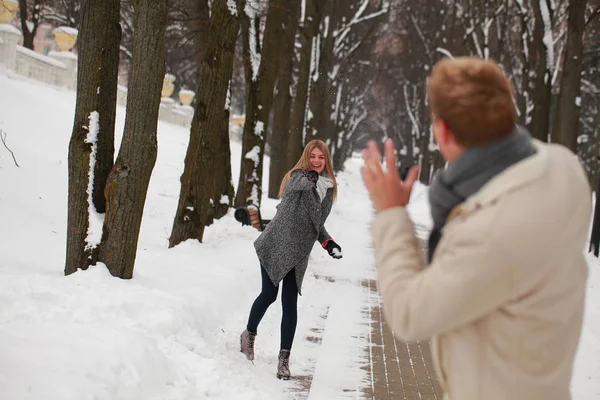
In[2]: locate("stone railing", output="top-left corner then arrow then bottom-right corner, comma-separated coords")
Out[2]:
0,20 -> 196,129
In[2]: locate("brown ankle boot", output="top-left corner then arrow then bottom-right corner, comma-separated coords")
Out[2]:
240,329 -> 256,361
276,350 -> 291,380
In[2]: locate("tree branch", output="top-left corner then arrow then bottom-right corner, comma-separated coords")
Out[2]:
585,6 -> 600,28
0,130 -> 20,167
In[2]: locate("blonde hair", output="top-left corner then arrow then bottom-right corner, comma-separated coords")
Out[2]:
427,57 -> 517,147
278,139 -> 338,201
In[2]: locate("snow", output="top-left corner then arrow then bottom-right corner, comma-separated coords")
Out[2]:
522,31 -> 529,59
16,46 -> 67,69
245,2 -> 261,81
0,73 -> 599,399
576,96 -> 582,107
84,111 -> 103,251
254,120 -> 264,137
0,24 -> 21,35
53,26 -> 78,37
539,0 -> 554,72
48,50 -> 78,60
224,81 -> 232,111
436,47 -> 454,59
0,73 -> 377,399
311,35 -> 320,83
227,0 -> 237,16
244,145 -> 261,164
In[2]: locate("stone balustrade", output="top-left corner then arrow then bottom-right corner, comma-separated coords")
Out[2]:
0,21 -> 197,129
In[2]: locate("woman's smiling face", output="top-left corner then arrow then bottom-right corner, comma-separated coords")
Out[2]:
309,147 -> 326,174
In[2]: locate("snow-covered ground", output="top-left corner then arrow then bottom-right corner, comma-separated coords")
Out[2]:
0,73 -> 599,399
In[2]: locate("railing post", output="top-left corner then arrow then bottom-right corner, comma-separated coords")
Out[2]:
0,24 -> 21,73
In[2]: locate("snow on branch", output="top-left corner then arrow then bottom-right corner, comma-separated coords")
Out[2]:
539,0 -> 554,72
403,85 -> 421,138
227,0 -> 238,16
436,47 -> 455,59
245,2 -> 261,82
334,0 -> 389,50
410,15 -> 433,62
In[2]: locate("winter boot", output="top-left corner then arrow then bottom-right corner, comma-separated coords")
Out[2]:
240,329 -> 256,361
276,350 -> 291,380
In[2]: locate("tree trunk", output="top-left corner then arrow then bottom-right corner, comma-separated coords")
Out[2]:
517,10 -> 532,126
552,0 -> 587,152
593,102 -> 600,188
97,0 -> 168,278
529,0 -> 552,142
169,0 -> 244,247
64,0 -> 121,276
267,0 -> 301,199
234,0 -> 292,207
286,0 -> 321,171
17,0 -> 40,50
189,0 -> 210,63
589,173 -> 600,256
307,0 -> 336,142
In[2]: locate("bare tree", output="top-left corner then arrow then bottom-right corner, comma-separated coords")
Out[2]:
96,0 -> 169,278
285,0 -> 322,171
64,0 -> 121,275
17,0 -> 44,50
235,0 -> 292,207
553,0 -> 588,151
169,0 -> 245,246
267,0 -> 301,198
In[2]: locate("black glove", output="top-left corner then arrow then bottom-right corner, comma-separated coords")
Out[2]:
306,170 -> 319,183
325,240 -> 343,259
234,207 -> 251,225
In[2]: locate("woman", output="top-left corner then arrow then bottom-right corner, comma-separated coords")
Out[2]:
240,139 -> 343,380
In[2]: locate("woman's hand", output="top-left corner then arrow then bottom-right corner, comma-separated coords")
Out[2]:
324,240 -> 343,259
306,170 -> 319,183
361,139 -> 420,212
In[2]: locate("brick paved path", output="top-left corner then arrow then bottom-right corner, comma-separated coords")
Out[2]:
288,235 -> 442,399
362,279 -> 443,400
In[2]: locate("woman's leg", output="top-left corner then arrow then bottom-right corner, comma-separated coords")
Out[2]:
247,266 -> 279,333
280,268 -> 299,350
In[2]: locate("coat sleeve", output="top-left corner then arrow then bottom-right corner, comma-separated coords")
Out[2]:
285,170 -> 316,193
318,192 -> 333,244
318,225 -> 331,244
372,206 -> 512,342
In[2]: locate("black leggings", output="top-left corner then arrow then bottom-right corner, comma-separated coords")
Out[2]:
246,266 -> 298,351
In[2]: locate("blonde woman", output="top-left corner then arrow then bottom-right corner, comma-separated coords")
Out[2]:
240,139 -> 342,380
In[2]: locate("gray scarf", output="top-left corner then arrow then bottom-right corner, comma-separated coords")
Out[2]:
427,126 -> 536,262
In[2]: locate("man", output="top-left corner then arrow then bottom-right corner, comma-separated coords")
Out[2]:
361,57 -> 591,400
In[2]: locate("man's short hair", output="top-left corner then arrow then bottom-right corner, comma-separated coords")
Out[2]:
427,57 -> 517,147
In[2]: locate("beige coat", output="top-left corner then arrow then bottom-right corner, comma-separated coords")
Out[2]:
372,141 -> 592,400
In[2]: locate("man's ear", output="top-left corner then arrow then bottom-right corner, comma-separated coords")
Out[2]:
437,119 -> 451,145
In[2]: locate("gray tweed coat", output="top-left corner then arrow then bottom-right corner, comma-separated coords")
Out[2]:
254,170 -> 333,295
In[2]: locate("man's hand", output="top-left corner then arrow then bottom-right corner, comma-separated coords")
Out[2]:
361,139 -> 420,212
